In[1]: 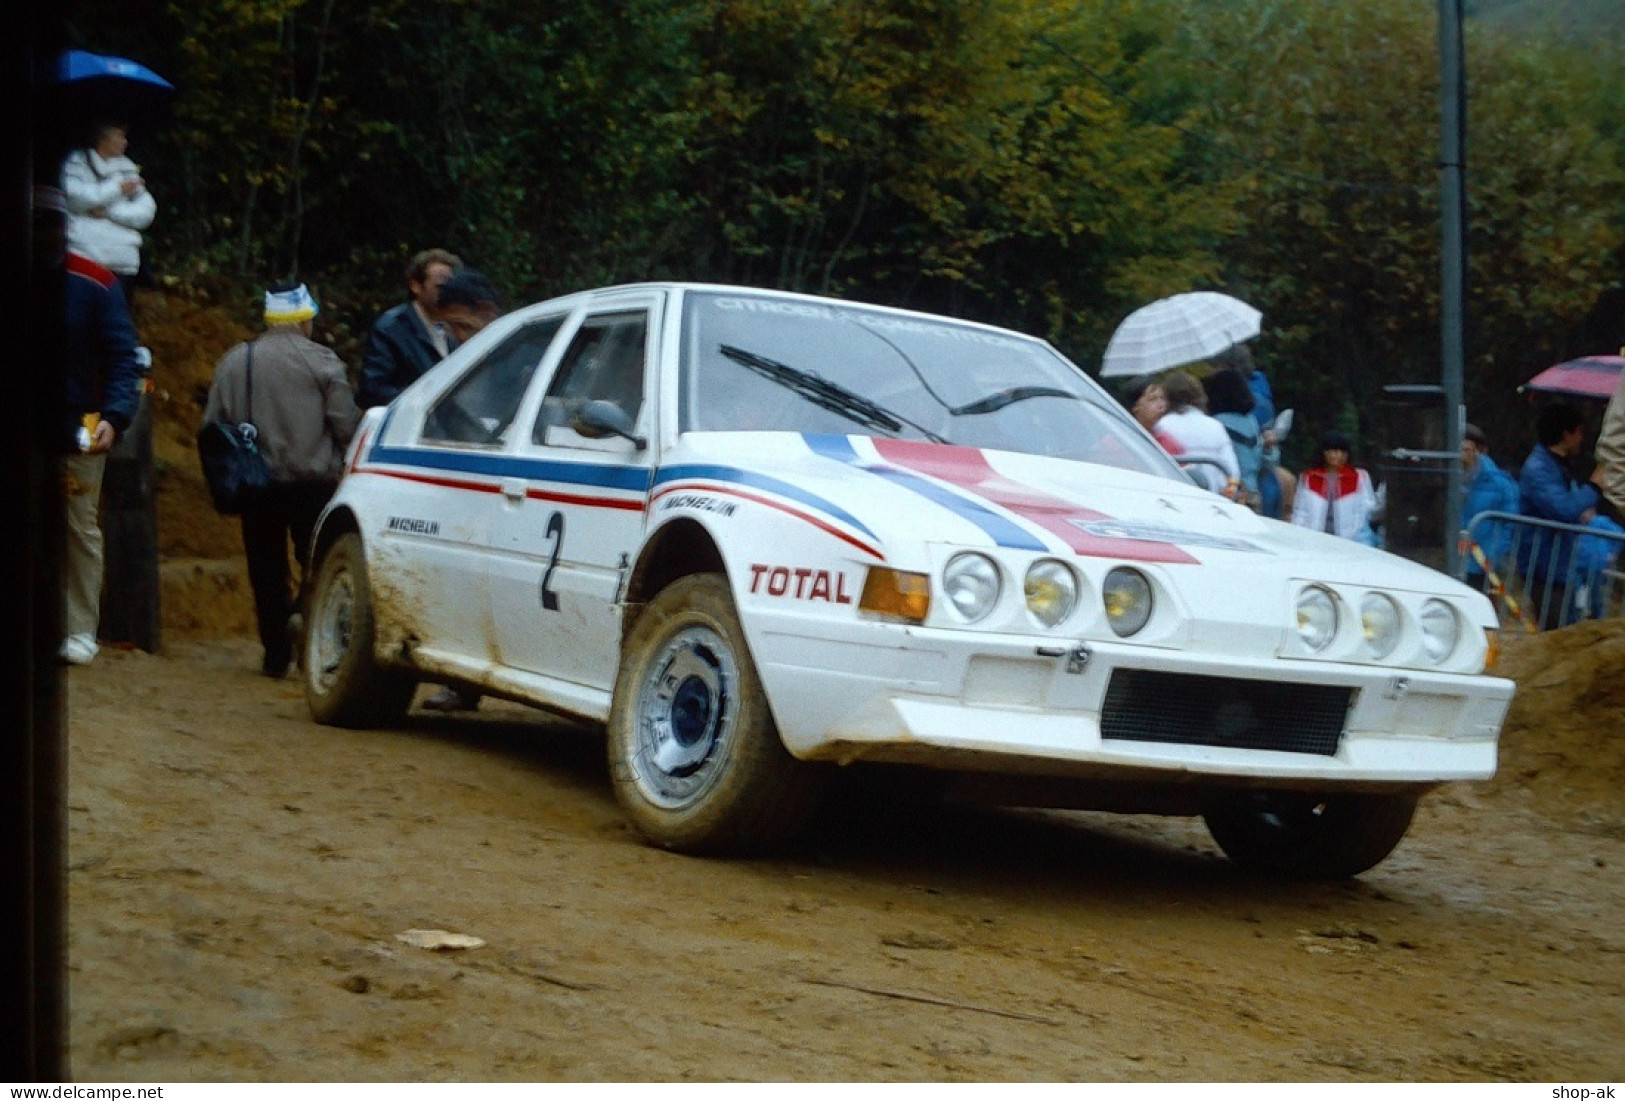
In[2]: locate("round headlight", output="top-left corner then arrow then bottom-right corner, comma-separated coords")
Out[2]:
1024,559 -> 1078,627
1419,599 -> 1460,663
1102,567 -> 1153,637
943,553 -> 1000,622
1295,586 -> 1339,652
1359,593 -> 1401,659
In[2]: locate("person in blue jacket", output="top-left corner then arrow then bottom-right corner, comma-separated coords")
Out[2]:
37,186 -> 144,664
1204,366 -> 1268,511
1460,423 -> 1520,587
1217,342 -> 1289,518
1518,402 -> 1602,629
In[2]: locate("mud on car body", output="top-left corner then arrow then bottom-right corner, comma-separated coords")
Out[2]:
303,283 -> 1514,878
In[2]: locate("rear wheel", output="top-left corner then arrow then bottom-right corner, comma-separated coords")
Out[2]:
608,573 -> 825,854
1203,791 -> 1419,879
304,533 -> 415,728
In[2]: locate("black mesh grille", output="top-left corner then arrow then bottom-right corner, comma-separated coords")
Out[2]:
1100,669 -> 1351,756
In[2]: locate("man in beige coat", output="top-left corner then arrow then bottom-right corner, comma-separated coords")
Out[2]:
1594,365 -> 1625,524
204,283 -> 359,676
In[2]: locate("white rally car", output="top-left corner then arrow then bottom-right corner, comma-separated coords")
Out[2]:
303,283 -> 1513,877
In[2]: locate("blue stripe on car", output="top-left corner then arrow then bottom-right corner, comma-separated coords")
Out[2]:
367,443 -> 652,492
364,441 -> 877,542
653,462 -> 878,541
802,434 -> 1047,551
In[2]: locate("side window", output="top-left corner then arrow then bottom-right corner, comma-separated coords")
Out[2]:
423,317 -> 564,446
533,311 -> 648,444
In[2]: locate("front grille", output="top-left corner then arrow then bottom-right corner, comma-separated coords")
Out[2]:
1100,669 -> 1351,756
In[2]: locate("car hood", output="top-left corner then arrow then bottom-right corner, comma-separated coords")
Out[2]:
658,432 -> 1470,597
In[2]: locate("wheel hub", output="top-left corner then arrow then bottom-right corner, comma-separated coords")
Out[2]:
310,569 -> 354,690
636,626 -> 736,801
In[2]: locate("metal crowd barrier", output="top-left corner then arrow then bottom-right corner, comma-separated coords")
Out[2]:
1457,510 -> 1625,632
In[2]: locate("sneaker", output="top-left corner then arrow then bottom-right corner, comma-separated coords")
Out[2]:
422,685 -> 481,712
58,634 -> 98,666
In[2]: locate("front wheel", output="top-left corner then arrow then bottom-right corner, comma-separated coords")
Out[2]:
1203,791 -> 1419,879
607,573 -> 825,854
304,532 -> 415,728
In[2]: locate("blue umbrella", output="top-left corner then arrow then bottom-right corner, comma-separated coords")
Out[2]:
56,50 -> 173,89
49,49 -> 175,136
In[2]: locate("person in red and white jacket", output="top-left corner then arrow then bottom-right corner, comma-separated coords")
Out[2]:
1291,430 -> 1378,543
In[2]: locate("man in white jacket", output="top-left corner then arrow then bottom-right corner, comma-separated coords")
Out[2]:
60,121 -> 156,303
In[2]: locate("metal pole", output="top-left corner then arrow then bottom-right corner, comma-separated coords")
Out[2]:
1439,0 -> 1467,576
9,18 -> 69,1082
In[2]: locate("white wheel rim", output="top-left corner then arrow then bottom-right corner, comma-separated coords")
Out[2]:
309,564 -> 356,695
629,623 -> 738,808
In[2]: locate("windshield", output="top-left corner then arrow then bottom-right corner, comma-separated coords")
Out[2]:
680,291 -> 1180,478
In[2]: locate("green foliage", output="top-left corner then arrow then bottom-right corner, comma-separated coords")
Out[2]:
1163,0 -> 1624,464
61,0 -> 1625,454
1468,0 -> 1625,46
658,0 -> 1234,356
98,0 -> 1241,368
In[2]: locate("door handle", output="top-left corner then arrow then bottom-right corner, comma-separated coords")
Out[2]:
500,478 -> 526,502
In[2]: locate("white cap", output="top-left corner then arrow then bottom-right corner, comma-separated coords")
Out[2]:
264,283 -> 319,324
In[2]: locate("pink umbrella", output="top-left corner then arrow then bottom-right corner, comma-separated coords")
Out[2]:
1519,355 -> 1624,401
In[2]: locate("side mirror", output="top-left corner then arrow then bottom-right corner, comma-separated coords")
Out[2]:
573,399 -> 647,450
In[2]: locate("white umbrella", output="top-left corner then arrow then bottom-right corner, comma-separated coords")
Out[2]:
1100,292 -> 1262,378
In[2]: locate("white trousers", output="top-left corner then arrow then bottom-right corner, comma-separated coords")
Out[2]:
61,451 -> 107,640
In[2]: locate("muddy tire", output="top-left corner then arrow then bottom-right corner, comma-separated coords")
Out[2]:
1203,791 -> 1419,879
608,573 -> 825,854
304,533 -> 415,728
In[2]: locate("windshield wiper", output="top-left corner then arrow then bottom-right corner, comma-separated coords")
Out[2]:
949,386 -> 1078,417
719,344 -> 945,442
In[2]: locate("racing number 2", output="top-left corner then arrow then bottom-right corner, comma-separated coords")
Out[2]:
540,511 -> 564,611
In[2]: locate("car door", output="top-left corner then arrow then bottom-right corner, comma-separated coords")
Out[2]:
402,314 -> 567,663
489,294 -> 659,691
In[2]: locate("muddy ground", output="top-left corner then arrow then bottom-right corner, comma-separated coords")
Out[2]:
59,291 -> 1625,1082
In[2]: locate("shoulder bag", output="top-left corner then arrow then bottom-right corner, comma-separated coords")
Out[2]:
197,341 -> 272,514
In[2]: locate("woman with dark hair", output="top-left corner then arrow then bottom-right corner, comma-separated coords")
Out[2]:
1205,367 -> 1269,511
1291,430 -> 1378,543
1119,374 -> 1168,436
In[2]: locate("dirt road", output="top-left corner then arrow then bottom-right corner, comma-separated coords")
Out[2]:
63,624 -> 1625,1082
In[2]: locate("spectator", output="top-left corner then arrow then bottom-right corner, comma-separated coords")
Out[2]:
60,120 -> 157,306
1154,370 -> 1240,497
1204,367 -> 1270,512
1216,342 -> 1294,518
1217,342 -> 1275,427
1120,375 -> 1169,437
433,267 -> 503,345
38,185 -> 145,665
204,283 -> 361,676
1518,402 -> 1601,630
419,268 -> 505,714
1460,422 -> 1520,587
357,247 -> 463,408
1593,363 -> 1625,525
1291,430 -> 1378,544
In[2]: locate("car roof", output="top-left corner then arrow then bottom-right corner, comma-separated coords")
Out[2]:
530,282 -> 1050,345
